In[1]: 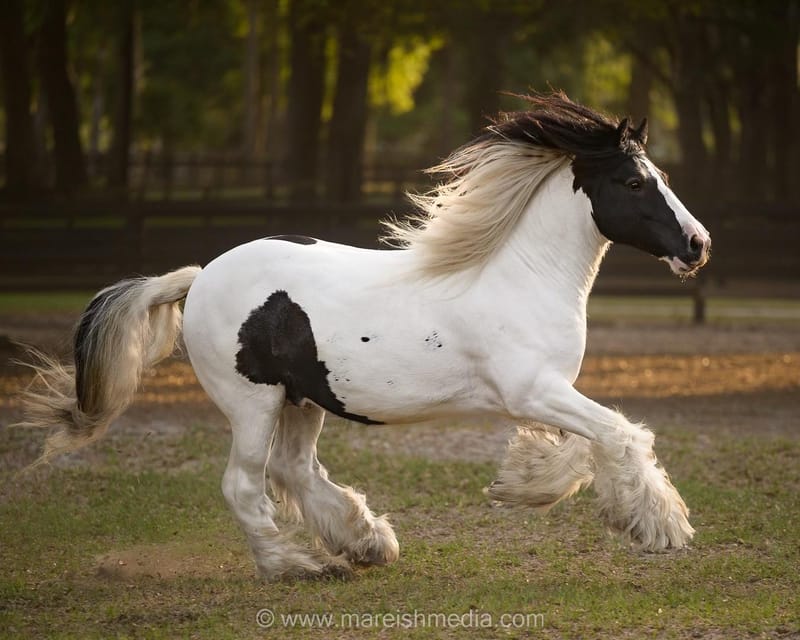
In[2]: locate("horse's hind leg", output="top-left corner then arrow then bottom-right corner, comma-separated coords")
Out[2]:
220,388 -> 347,580
488,423 -> 594,510
268,404 -> 399,566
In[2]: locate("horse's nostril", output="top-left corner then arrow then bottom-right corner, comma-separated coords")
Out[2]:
689,234 -> 704,255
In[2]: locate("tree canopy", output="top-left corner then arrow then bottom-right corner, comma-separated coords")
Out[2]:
0,0 -> 797,210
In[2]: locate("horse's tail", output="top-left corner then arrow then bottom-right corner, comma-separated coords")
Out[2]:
17,266 -> 201,466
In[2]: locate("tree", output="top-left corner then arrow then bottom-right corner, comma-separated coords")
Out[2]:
36,0 -> 89,192
666,10 -> 709,205
107,0 -> 136,191
325,3 -> 373,203
458,4 -> 509,136
0,0 -> 41,197
285,0 -> 327,202
242,0 -> 262,160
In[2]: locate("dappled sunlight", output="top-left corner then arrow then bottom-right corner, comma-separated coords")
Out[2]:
3,351 -> 798,411
576,353 -> 799,399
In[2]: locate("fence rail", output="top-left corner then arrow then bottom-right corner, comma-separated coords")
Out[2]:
1,200 -> 798,322
8,151 -> 435,202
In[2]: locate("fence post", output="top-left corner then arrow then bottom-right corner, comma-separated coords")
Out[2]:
264,159 -> 274,200
125,203 -> 145,275
692,276 -> 706,324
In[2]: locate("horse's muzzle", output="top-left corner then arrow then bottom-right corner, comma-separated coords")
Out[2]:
687,233 -> 711,268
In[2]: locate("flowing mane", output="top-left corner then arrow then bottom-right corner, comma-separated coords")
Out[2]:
382,92 -> 639,276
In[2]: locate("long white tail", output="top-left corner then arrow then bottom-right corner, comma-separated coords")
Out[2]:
17,266 -> 201,465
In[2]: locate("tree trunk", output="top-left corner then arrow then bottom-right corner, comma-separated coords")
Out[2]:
669,14 -> 708,207
108,1 -> 135,192
0,0 -> 41,196
263,0 -> 281,150
285,0 -> 326,202
325,12 -> 371,203
704,83 -> 732,194
436,44 -> 459,158
701,23 -> 733,198
734,65 -> 769,203
461,9 -> 506,136
768,0 -> 799,202
626,54 -> 652,120
242,0 -> 261,160
88,45 -> 106,175
37,0 -> 88,193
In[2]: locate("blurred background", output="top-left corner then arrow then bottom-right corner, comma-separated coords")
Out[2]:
0,0 -> 798,315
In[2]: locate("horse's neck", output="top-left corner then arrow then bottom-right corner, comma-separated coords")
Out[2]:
490,165 -> 609,303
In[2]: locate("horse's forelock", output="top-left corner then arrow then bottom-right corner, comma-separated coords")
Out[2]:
484,91 -> 645,161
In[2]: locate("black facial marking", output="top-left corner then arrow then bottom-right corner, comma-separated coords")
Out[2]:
468,91 -> 691,264
360,336 -> 370,342
235,290 -> 381,424
571,153 -> 686,261
266,234 -> 317,245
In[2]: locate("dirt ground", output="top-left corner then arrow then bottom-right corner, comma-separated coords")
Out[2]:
1,311 -> 797,467
0,314 -> 800,637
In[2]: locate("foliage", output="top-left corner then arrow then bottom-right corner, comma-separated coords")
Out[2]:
369,36 -> 444,116
0,0 -> 797,206
135,1 -> 241,149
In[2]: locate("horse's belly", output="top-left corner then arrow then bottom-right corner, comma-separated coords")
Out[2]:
316,339 -> 487,423
183,238 -> 493,424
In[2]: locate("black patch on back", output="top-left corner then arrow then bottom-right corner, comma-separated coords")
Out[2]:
235,290 -> 381,424
267,234 -> 317,245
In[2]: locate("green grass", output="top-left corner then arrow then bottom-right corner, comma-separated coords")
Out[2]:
588,296 -> 800,323
0,292 -> 94,313
1,422 -> 798,639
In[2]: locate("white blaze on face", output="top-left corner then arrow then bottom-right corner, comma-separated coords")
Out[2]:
642,158 -> 711,275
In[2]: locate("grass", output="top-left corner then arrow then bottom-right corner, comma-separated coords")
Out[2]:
0,294 -> 797,637
0,292 -> 94,313
588,296 -> 800,323
1,422 -> 798,639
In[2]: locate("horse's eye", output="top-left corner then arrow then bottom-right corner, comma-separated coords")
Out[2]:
626,178 -> 642,192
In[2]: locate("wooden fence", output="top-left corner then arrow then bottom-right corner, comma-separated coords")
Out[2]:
1,200 -> 798,322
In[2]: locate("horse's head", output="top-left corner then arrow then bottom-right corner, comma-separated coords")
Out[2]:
572,118 -> 711,276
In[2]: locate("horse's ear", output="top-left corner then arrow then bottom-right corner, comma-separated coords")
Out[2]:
633,117 -> 648,145
616,118 -> 630,144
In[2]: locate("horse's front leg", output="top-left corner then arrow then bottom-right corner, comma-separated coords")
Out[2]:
518,377 -> 694,551
488,423 -> 595,511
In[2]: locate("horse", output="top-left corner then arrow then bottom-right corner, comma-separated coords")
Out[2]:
18,92 -> 710,581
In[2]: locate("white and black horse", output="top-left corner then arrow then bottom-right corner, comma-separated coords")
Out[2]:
20,93 -> 710,580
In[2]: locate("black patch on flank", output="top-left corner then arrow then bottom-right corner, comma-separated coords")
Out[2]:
235,290 -> 382,424
267,234 -> 317,245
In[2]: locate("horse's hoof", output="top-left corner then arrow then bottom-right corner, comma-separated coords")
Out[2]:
299,557 -> 353,581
